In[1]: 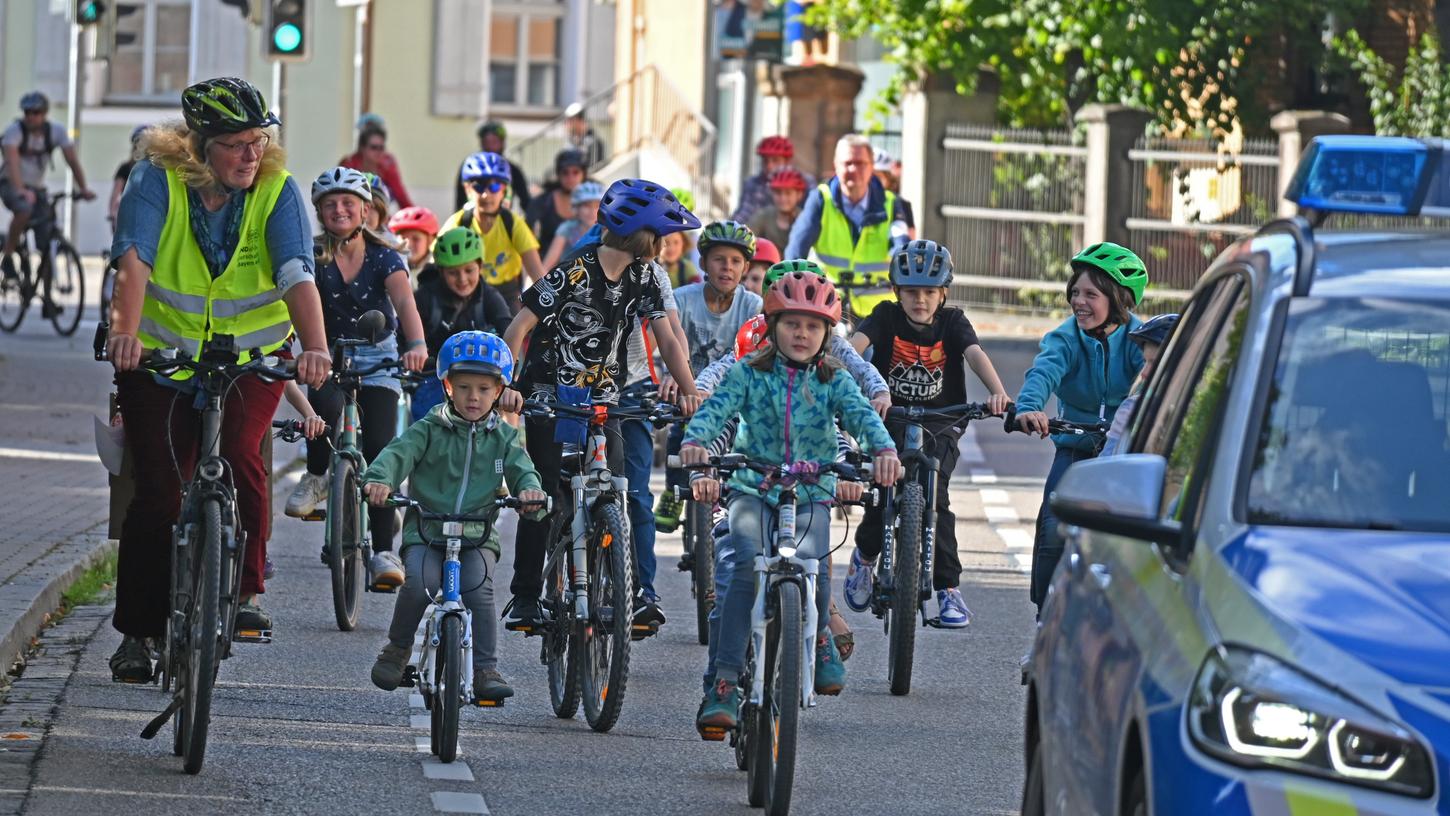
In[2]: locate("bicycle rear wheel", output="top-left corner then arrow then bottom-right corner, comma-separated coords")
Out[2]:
180,498 -> 223,775
328,459 -> 364,631
887,483 -> 924,696
581,501 -> 632,733
46,240 -> 84,336
688,500 -> 714,645
544,549 -> 580,719
434,615 -> 463,763
0,252 -> 29,332
748,580 -> 801,814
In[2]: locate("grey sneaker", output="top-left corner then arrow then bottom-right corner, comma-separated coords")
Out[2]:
371,643 -> 410,691
473,669 -> 515,703
370,550 -> 404,588
285,472 -> 329,517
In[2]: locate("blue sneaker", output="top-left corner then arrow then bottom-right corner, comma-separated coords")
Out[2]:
936,588 -> 973,629
842,549 -> 875,612
696,679 -> 741,736
814,633 -> 846,695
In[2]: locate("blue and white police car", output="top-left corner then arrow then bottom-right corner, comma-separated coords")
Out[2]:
1022,136 -> 1450,815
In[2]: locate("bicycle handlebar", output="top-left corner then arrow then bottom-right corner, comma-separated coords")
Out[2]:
521,396 -> 685,427
384,493 -> 553,521
271,418 -> 328,443
885,402 -> 999,423
667,453 -> 873,483
1001,404 -> 1108,437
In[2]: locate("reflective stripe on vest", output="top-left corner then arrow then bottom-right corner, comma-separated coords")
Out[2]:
809,183 -> 896,314
136,168 -> 293,379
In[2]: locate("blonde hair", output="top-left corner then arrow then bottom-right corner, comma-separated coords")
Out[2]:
140,120 -> 286,192
314,224 -> 395,267
602,227 -> 663,258
747,314 -> 841,383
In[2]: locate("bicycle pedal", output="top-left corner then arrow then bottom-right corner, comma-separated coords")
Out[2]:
473,698 -> 505,708
400,665 -> 419,688
698,725 -> 728,741
368,583 -> 399,594
298,510 -> 326,522
233,628 -> 273,643
505,620 -> 538,635
676,558 -> 693,572
630,622 -> 660,641
923,616 -> 945,629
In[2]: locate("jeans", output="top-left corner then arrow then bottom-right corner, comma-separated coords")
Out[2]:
304,382 -> 399,551
703,520 -> 735,690
664,422 -> 686,492
711,494 -> 833,685
1031,446 -> 1096,610
620,418 -> 658,597
387,545 -> 499,672
853,423 -> 964,590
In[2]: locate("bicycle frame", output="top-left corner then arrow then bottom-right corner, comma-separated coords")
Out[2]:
746,483 -> 822,711
875,420 -> 939,620
327,350 -> 374,570
417,524 -> 476,709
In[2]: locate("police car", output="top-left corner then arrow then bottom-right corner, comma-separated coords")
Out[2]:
1021,136 -> 1450,815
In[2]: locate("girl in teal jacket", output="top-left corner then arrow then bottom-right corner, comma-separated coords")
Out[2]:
1014,243 -> 1147,612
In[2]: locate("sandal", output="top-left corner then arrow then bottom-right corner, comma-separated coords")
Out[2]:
828,603 -> 854,661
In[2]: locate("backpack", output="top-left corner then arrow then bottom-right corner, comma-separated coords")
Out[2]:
459,203 -> 515,240
5,119 -> 56,173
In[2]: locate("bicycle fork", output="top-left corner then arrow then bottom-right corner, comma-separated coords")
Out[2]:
422,534 -> 477,706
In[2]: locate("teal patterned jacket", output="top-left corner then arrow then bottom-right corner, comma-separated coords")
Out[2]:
683,354 -> 896,506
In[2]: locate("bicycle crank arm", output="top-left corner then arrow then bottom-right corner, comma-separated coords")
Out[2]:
139,694 -> 184,740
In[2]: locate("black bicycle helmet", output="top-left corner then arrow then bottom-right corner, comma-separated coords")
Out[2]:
181,77 -> 280,136
555,148 -> 587,175
1128,313 -> 1179,346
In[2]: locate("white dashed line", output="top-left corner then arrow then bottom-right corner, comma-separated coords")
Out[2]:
969,469 -> 998,484
978,488 -> 1010,505
422,758 -> 475,782
997,528 -> 1034,551
410,713 -> 431,729
983,504 -> 1020,524
430,791 -> 490,814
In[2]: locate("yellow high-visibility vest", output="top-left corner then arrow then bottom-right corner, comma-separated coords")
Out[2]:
810,183 -> 897,318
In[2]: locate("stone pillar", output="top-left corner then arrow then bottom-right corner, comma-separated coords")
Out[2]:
1272,111 -> 1353,216
900,70 -> 997,246
778,63 -> 866,181
1076,104 -> 1153,249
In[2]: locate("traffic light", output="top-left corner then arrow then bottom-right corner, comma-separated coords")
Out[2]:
76,0 -> 105,25
265,0 -> 309,62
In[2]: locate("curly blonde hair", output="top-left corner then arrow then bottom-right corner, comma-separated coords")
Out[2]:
138,120 -> 286,192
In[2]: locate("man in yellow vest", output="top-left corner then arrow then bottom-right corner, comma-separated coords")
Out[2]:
784,132 -> 909,322
102,77 -> 331,683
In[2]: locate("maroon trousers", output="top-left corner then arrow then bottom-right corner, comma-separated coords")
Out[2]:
112,370 -> 283,638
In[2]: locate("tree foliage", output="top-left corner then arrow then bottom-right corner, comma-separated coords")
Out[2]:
807,0 -> 1366,132
1334,30 -> 1450,137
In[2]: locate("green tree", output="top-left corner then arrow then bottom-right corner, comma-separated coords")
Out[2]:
807,0 -> 1366,132
1334,30 -> 1450,137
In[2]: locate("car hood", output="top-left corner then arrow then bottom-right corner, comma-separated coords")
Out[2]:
1219,526 -> 1450,689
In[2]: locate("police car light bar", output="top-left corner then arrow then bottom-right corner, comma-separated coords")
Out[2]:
1285,135 -> 1449,217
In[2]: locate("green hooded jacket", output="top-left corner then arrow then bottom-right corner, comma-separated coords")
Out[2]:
360,402 -> 544,556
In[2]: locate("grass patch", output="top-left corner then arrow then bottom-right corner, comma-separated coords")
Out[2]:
59,549 -> 118,613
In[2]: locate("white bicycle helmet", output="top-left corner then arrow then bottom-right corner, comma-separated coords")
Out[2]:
311,166 -> 371,205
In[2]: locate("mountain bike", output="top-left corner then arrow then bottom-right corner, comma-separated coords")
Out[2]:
674,453 -> 874,816
514,393 -> 681,733
1002,405 -> 1110,454
871,403 -> 998,696
1,190 -> 86,336
673,488 -> 717,645
389,493 -> 550,763
95,322 -> 296,775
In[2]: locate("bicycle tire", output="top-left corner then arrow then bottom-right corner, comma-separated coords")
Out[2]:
435,615 -> 463,763
328,459 -> 364,631
688,500 -> 714,645
544,553 -> 581,719
734,641 -> 754,771
0,252 -> 29,332
887,482 -> 924,696
46,240 -> 84,336
749,580 -> 801,814
581,501 -> 632,733
181,498 -> 223,775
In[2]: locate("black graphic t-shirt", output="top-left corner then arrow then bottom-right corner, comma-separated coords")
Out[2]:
858,301 -> 979,407
518,249 -> 666,403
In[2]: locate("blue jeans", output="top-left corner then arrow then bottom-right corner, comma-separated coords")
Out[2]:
710,494 -> 833,685
1031,446 -> 1096,611
620,418 -> 658,597
703,520 -> 734,690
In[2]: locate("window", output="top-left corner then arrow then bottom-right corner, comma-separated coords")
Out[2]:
489,6 -> 563,110
106,0 -> 191,103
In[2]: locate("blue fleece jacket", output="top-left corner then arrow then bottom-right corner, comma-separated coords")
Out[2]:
783,176 -> 908,261
1015,315 -> 1145,452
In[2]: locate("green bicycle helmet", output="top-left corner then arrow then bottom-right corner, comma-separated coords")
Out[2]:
764,259 -> 825,290
698,220 -> 756,260
181,77 -> 279,136
670,187 -> 696,213
433,226 -> 483,267
1070,242 -> 1149,305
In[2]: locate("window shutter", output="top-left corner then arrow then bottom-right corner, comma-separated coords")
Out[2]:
432,0 -> 490,118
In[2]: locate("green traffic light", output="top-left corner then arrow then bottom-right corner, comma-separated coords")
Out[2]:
272,22 -> 302,53
78,1 -> 103,23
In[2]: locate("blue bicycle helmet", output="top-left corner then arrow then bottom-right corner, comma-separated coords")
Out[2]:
19,91 -> 48,112
460,151 -> 511,183
1128,313 -> 1179,346
891,239 -> 953,287
437,330 -> 514,385
597,178 -> 700,237
571,180 -> 605,206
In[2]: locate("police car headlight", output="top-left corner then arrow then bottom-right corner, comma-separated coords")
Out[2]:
1188,647 -> 1433,799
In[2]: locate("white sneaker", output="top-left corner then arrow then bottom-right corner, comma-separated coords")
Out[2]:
843,549 -> 875,612
285,472 -> 329,517
936,588 -> 973,629
371,550 -> 405,588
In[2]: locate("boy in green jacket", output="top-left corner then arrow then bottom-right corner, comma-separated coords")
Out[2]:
362,330 -> 547,703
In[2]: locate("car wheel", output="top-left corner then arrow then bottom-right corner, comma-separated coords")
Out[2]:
1021,736 -> 1046,816
1121,763 -> 1146,816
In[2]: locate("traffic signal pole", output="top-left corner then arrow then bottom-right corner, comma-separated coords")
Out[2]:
64,3 -> 83,240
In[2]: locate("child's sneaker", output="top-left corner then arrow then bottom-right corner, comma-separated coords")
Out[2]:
370,550 -> 405,588
936,588 -> 973,629
654,492 -> 684,533
696,678 -> 741,736
285,472 -> 329,517
474,670 -> 514,703
814,633 -> 846,695
842,549 -> 875,612
370,643 -> 409,691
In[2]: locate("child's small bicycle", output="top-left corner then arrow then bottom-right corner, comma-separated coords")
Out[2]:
386,492 -> 549,764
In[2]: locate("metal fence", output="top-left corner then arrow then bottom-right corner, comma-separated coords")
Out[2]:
937,123 -> 1086,313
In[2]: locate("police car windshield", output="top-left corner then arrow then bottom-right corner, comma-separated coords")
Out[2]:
1246,297 -> 1450,533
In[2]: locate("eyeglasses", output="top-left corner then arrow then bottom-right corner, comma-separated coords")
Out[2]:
212,134 -> 271,157
470,180 -> 506,194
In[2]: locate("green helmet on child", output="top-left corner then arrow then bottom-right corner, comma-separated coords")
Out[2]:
697,220 -> 757,260
433,227 -> 483,267
764,259 -> 825,290
1070,242 -> 1149,305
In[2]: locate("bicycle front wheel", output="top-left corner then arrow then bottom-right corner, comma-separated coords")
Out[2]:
887,482 -> 924,696
581,501 -> 632,733
749,580 -> 802,814
46,240 -> 84,336
688,500 -> 714,645
328,459 -> 364,631
0,253 -> 29,332
180,498 -> 223,775
543,550 -> 580,719
434,615 -> 463,763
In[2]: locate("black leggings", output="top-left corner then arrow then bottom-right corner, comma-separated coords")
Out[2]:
853,423 -> 963,591
304,382 -> 399,551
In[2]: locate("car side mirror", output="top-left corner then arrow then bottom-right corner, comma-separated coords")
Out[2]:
1049,454 -> 1182,547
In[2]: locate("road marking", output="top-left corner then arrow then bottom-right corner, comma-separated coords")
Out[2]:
431,791 -> 490,814
410,713 -> 430,729
978,488 -> 1010,505
416,736 -> 431,753
0,446 -> 100,463
422,757 -> 475,782
27,786 -> 243,801
983,504 -> 1019,524
410,693 -> 426,708
969,469 -> 997,484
